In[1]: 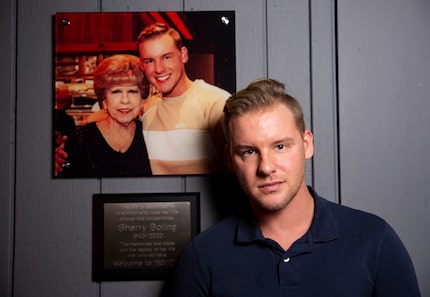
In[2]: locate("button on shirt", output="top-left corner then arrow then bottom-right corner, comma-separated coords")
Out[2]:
172,187 -> 421,297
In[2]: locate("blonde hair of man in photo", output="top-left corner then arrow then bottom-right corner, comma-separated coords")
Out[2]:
137,22 -> 231,175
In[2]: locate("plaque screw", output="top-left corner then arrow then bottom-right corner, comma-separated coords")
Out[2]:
61,18 -> 71,26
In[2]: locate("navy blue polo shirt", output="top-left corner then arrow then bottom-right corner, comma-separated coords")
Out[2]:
172,187 -> 421,297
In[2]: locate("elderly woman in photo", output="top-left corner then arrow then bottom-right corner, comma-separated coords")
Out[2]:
55,54 -> 152,177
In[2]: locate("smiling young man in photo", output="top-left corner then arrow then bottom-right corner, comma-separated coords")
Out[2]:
137,22 -> 230,175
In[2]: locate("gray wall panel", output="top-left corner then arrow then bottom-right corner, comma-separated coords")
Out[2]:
0,0 -> 15,296
15,0 -> 101,296
310,0 -> 338,202
101,0 -> 183,12
338,0 -> 430,295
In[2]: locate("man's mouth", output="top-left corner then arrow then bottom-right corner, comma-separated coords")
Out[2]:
155,74 -> 170,82
259,181 -> 282,193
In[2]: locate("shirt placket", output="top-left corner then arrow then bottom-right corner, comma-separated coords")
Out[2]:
278,236 -> 312,287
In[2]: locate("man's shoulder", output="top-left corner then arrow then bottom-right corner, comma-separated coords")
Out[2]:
194,79 -> 231,99
325,197 -> 384,221
141,106 -> 157,128
318,194 -> 389,235
192,215 -> 239,246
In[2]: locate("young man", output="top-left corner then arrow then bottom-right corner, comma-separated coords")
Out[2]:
137,23 -> 230,175
172,78 -> 421,296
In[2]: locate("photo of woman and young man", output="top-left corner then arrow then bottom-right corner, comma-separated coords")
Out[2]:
53,11 -> 235,178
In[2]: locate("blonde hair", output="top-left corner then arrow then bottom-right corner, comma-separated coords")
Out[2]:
223,78 -> 305,141
136,22 -> 183,51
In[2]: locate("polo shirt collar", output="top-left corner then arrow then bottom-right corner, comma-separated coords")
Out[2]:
236,186 -> 339,244
307,186 -> 339,243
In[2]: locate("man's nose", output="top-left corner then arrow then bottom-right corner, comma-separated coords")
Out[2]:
257,151 -> 276,176
154,60 -> 165,73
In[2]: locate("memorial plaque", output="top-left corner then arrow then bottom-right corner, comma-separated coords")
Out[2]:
93,192 -> 200,281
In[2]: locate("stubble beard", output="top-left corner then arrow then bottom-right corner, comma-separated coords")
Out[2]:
249,173 -> 305,213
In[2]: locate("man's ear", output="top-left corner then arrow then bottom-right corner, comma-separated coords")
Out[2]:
303,130 -> 314,160
181,46 -> 189,64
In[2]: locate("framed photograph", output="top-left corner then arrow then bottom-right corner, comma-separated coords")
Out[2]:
93,192 -> 200,281
53,11 -> 236,178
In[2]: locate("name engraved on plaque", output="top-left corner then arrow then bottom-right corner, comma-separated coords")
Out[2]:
103,201 -> 192,270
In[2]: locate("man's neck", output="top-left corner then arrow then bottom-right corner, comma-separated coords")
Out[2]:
256,184 -> 315,251
163,76 -> 194,98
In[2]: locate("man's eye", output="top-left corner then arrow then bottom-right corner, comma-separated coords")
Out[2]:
128,89 -> 139,94
276,144 -> 285,150
111,89 -> 121,94
241,149 -> 255,156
